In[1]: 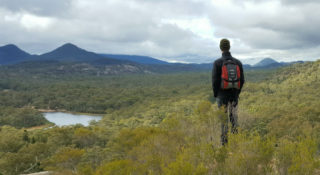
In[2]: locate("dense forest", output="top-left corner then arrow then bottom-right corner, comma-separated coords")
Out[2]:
0,61 -> 320,174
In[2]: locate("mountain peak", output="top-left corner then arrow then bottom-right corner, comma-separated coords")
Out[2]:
0,44 -> 31,64
56,43 -> 81,51
262,58 -> 277,62
0,44 -> 28,53
254,58 -> 278,67
0,44 -> 29,54
2,44 -> 19,49
61,43 -> 78,47
46,43 -> 89,56
37,43 -> 104,62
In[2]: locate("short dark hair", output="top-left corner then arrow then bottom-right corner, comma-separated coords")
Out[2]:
220,38 -> 230,52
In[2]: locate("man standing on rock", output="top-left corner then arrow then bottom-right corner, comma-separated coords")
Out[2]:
212,39 -> 245,145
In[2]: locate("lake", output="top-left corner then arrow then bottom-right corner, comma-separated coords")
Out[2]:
43,112 -> 102,126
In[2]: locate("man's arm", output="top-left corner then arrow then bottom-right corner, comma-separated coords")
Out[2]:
212,61 -> 219,97
239,62 -> 245,94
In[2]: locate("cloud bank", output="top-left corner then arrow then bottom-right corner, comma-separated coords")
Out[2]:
0,0 -> 319,63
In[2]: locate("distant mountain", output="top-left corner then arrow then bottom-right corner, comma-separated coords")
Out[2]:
241,58 -> 263,65
241,58 -> 306,70
254,58 -> 279,67
0,44 -> 31,65
29,43 -> 133,65
100,54 -> 169,65
0,43 -> 151,75
0,43 -> 307,75
168,54 -> 215,64
283,60 -> 305,65
34,43 -> 103,62
243,64 -> 253,69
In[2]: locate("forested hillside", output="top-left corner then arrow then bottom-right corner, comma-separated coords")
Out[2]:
0,61 -> 320,174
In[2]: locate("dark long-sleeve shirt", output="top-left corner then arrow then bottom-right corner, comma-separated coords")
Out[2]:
212,51 -> 245,98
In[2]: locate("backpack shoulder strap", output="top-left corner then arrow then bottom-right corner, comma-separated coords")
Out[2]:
222,58 -> 237,66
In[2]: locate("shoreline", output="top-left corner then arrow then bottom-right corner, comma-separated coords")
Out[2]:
38,109 -> 64,113
38,109 -> 105,116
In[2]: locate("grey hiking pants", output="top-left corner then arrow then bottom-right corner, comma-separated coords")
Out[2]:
217,97 -> 239,145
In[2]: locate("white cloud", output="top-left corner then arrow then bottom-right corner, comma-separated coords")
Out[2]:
0,0 -> 320,63
161,17 -> 218,42
20,13 -> 55,30
208,0 -> 320,62
0,0 -> 73,16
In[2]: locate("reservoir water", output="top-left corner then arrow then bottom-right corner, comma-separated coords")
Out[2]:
43,112 -> 102,126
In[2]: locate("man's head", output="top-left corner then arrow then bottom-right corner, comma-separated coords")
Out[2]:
220,38 -> 230,52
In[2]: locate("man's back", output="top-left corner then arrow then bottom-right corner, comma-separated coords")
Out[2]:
212,51 -> 245,99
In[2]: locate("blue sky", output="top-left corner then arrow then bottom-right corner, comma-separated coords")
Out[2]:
0,0 -> 319,64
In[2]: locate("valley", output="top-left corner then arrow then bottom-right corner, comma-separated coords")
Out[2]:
0,60 -> 319,174
0,43 -> 319,174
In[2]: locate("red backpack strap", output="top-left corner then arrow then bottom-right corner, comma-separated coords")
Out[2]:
236,65 -> 241,89
221,64 -> 229,89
